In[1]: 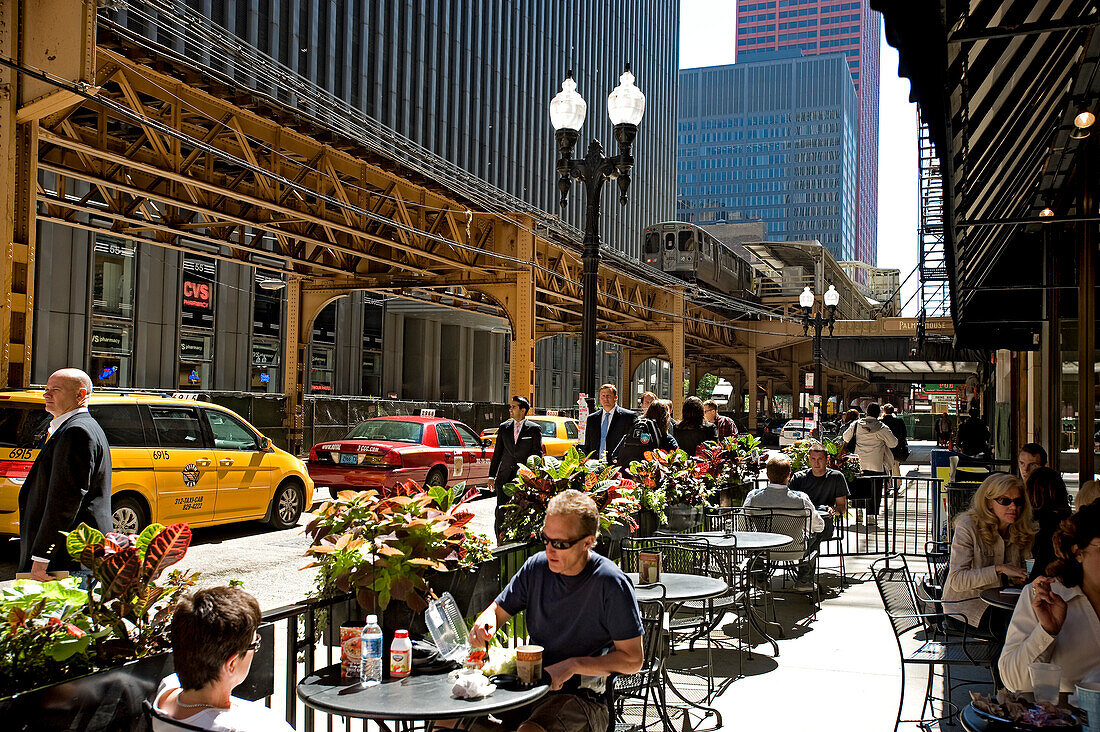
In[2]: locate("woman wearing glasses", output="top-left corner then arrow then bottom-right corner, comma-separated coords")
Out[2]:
152,586 -> 295,731
943,473 -> 1035,634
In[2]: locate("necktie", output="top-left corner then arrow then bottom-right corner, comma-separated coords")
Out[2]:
600,411 -> 611,458
514,420 -> 522,443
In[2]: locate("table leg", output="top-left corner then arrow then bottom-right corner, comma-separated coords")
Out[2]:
743,552 -> 780,657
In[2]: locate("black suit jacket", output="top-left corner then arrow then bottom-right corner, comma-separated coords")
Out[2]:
18,411 -> 113,572
583,406 -> 636,463
488,419 -> 544,489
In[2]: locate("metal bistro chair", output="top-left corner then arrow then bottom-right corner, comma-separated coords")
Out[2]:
607,593 -> 672,732
870,555 -> 998,731
922,541 -> 951,613
820,509 -> 847,588
619,536 -> 717,692
755,508 -> 821,617
143,699 -> 212,731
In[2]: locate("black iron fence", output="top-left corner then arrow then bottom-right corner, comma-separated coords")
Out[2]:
824,475 -> 943,559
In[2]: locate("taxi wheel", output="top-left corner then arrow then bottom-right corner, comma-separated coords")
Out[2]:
268,480 -> 304,530
112,496 -> 148,535
424,467 -> 446,489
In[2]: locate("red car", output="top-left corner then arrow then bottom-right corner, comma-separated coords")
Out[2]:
307,416 -> 494,497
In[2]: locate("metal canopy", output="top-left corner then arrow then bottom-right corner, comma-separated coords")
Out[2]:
872,0 -> 1099,346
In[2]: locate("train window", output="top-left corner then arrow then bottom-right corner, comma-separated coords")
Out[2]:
645,233 -> 660,254
664,233 -> 676,250
678,231 -> 693,252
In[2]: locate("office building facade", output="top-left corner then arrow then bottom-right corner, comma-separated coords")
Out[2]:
32,1 -> 675,407
677,53 -> 859,262
735,0 -> 880,265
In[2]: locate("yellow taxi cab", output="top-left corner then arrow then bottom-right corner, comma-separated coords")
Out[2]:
480,414 -> 579,457
0,390 -> 314,537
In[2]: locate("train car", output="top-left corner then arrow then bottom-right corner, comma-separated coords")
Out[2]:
642,221 -> 756,299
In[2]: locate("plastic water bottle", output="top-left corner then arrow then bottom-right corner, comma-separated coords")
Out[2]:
360,615 -> 383,685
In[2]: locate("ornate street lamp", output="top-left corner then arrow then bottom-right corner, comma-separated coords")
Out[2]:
799,285 -> 840,420
551,66 -> 645,407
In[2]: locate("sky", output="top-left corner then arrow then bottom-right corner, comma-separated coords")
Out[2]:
678,0 -> 921,315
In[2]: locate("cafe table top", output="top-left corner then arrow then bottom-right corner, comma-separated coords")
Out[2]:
687,530 -> 794,551
297,664 -> 549,721
625,572 -> 728,603
979,586 -> 1024,611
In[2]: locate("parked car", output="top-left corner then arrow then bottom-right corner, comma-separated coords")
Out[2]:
308,416 -> 493,498
0,391 -> 313,536
779,418 -> 817,447
480,415 -> 579,456
759,417 -> 786,446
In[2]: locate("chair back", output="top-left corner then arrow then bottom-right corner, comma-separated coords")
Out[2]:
620,536 -> 710,576
143,699 -> 212,732
924,541 -> 950,600
870,555 -> 925,639
704,506 -> 759,533
761,508 -> 811,562
606,594 -> 668,732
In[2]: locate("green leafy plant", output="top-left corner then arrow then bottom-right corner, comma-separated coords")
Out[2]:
303,481 -> 485,612
498,447 -> 639,543
824,438 -> 862,483
627,448 -> 715,523
65,522 -> 200,660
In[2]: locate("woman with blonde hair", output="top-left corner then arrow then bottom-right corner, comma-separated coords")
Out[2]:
1076,479 -> 1099,511
943,473 -> 1036,633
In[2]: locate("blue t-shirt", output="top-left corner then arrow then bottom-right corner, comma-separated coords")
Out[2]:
496,552 -> 643,668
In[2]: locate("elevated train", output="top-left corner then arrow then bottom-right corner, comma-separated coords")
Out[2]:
642,221 -> 757,300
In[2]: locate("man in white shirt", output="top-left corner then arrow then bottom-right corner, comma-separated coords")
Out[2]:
744,454 -> 825,592
18,368 -> 112,580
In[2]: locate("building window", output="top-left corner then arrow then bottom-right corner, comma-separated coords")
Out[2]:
309,301 -> 337,393
362,302 -> 382,396
179,255 -> 216,390
90,236 -> 136,388
251,270 -> 283,393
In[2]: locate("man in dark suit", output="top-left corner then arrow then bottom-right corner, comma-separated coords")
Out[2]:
582,383 -> 635,465
19,368 -> 113,580
488,396 -> 544,539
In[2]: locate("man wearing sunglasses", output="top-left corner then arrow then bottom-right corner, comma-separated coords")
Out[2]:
471,490 -> 643,732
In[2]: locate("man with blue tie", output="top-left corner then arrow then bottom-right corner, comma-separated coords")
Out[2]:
582,384 -> 635,465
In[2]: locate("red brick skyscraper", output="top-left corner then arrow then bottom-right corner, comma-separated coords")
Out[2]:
735,0 -> 880,266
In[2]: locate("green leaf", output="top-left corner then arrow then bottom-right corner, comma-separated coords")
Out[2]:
65,524 -> 104,561
135,523 -> 165,560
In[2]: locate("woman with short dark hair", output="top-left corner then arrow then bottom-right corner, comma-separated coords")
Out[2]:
672,396 -> 717,458
999,503 -> 1100,693
153,586 -> 295,731
1025,467 -> 1071,581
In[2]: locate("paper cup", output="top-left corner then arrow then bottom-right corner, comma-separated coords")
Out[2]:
1029,662 -> 1062,705
1025,558 -> 1036,574
1076,681 -> 1100,732
516,644 -> 544,686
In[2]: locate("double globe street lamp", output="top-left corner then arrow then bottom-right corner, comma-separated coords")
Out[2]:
799,284 -> 840,421
550,66 -> 646,408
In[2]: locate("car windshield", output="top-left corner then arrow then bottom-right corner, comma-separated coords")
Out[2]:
529,419 -> 558,438
346,420 -> 424,443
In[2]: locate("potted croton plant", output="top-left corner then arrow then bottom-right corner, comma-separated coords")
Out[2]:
497,447 -> 639,555
303,480 -> 495,644
697,434 -> 763,507
0,522 -> 227,731
628,448 -> 714,531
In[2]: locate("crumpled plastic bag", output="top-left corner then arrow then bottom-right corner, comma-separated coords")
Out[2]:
451,670 -> 496,699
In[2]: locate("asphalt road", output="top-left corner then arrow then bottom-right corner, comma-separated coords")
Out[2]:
0,494 -> 500,611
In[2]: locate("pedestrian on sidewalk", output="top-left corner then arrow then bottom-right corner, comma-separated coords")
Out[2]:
881,404 -> 909,476
488,396 -> 543,539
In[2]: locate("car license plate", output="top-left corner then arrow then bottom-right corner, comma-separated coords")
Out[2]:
791,432 -> 801,438
339,453 -> 358,465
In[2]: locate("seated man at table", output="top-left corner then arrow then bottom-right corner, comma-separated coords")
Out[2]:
471,489 -> 644,732
744,454 -> 826,593
788,442 -> 849,544
153,586 -> 296,732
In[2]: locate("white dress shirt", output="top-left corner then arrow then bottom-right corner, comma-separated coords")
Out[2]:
999,580 -> 1100,692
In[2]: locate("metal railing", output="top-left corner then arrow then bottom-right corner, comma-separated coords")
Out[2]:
822,475 -> 942,559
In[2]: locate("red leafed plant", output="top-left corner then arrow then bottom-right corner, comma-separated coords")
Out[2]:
65,522 -> 199,659
303,481 -> 489,612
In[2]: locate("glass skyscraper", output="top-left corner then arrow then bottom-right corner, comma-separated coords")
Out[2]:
677,52 -> 859,262
734,0 -> 880,265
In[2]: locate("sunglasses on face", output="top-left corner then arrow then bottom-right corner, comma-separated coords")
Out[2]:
539,531 -> 587,550
246,636 -> 261,653
991,496 -> 1025,508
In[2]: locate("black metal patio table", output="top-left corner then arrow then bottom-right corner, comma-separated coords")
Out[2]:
689,529 -> 794,657
297,663 -> 549,731
979,586 -> 1022,611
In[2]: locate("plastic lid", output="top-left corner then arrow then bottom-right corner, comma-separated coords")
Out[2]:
365,614 -> 378,624
394,629 -> 409,638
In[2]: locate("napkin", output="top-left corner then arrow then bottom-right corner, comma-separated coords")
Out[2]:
451,670 -> 496,699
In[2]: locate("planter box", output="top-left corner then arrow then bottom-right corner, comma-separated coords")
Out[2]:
664,503 -> 704,532
0,623 -> 275,731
